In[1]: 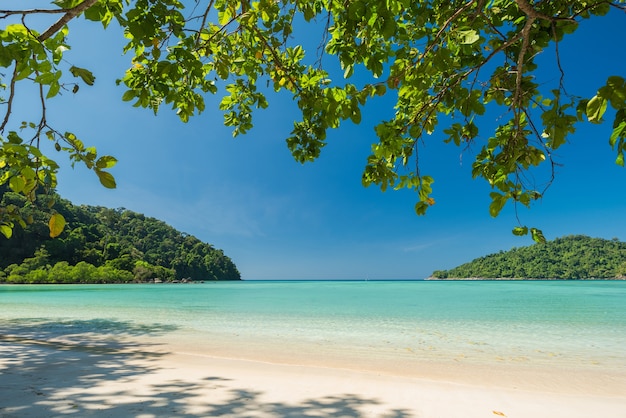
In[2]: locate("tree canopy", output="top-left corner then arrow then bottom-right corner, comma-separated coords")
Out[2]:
0,185 -> 241,283
431,235 -> 626,279
1,0 -> 625,241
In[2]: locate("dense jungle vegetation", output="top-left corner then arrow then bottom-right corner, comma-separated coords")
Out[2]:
432,235 -> 626,279
0,188 -> 240,283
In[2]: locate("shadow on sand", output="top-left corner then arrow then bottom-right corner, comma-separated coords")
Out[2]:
0,319 -> 415,417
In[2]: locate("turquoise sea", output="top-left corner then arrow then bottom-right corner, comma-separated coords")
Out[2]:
2,280 -> 626,375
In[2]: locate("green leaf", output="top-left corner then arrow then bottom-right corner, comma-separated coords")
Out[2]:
343,65 -> 354,79
9,176 -> 25,193
52,0 -> 83,8
96,155 -> 118,169
350,108 -> 362,124
0,224 -> 12,239
218,7 -> 233,25
616,152 -> 625,167
512,226 -> 528,236
347,0 -> 366,20
610,121 -> 626,148
591,2 -> 611,15
5,24 -> 29,38
489,192 -> 506,217
35,72 -> 57,85
381,17 -> 396,39
96,170 -> 117,188
122,90 -> 136,101
586,95 -> 607,123
49,213 -> 66,238
414,201 -> 428,216
530,228 -> 546,244
70,66 -> 95,86
576,99 -> 589,120
47,82 -> 61,99
458,29 -> 480,45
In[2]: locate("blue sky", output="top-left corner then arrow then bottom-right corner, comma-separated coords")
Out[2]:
17,7 -> 625,280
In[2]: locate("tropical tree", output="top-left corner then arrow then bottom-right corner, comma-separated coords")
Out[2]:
1,0 -> 625,241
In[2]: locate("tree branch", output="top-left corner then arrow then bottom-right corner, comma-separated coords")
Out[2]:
515,0 -> 552,22
512,15 -> 534,111
419,0 -> 477,62
551,22 -> 567,95
0,8 -> 67,19
406,26 -> 526,133
38,0 -> 98,42
315,11 -> 332,69
194,0 -> 216,47
0,63 -> 18,133
33,65 -> 48,148
571,1 -> 624,19
251,26 -> 302,94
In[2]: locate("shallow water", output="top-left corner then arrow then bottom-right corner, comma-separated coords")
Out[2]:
2,280 -> 625,373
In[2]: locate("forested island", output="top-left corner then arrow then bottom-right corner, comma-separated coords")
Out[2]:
0,189 -> 240,284
431,235 -> 626,280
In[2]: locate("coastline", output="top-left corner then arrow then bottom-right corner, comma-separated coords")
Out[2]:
425,277 -> 626,280
2,331 -> 626,417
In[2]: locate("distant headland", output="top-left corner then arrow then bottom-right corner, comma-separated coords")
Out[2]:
0,189 -> 240,284
429,235 -> 626,280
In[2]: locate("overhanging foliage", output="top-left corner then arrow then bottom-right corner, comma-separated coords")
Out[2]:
1,0 -> 625,241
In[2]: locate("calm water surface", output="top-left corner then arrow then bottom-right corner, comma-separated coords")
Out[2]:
1,280 -> 625,371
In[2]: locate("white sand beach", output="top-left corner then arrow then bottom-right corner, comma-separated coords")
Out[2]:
2,332 -> 626,418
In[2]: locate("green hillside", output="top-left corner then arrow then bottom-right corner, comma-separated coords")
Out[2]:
431,235 -> 626,280
0,189 -> 240,283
